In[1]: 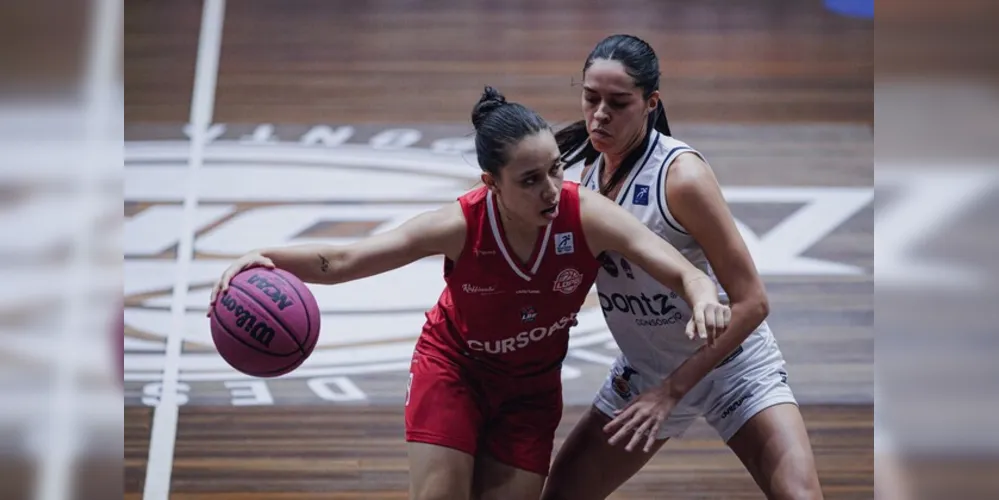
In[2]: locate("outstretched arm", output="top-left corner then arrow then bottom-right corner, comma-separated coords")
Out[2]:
656,152 -> 770,396
209,202 -> 465,307
266,203 -> 463,285
579,188 -> 728,341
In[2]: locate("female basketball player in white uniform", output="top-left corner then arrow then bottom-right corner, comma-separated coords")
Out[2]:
541,35 -> 825,500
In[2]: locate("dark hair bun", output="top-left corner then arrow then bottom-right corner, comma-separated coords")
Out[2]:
471,86 -> 508,131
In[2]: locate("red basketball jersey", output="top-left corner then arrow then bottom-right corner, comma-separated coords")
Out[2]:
418,182 -> 600,377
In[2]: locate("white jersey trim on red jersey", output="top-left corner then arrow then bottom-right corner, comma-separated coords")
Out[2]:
531,224 -> 552,274
486,190 -> 552,282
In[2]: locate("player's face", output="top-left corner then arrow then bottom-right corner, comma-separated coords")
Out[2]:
483,130 -> 564,227
581,59 -> 659,155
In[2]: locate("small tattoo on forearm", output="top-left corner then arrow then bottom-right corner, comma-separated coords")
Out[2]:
319,254 -> 331,273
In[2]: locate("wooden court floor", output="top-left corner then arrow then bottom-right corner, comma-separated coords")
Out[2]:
124,0 -> 873,498
125,405 -> 873,499
125,0 -> 873,126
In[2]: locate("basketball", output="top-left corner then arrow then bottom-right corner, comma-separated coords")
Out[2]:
210,267 -> 321,377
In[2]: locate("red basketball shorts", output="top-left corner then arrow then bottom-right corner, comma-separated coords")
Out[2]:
404,348 -> 563,476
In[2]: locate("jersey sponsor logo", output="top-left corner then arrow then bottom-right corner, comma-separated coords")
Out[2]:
555,232 -> 575,255
516,289 -> 540,295
473,248 -> 497,257
462,283 -> 498,294
599,291 -> 684,327
521,306 -> 537,323
466,312 -> 578,355
553,268 -> 584,294
632,184 -> 650,206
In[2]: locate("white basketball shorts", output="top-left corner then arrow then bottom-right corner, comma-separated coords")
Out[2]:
593,326 -> 797,442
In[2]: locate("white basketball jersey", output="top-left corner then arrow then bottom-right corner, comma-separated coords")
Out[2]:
580,132 -> 773,379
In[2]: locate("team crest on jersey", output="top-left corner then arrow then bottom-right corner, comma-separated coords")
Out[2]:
553,268 -> 583,294
554,232 -> 574,255
521,306 -> 537,323
633,184 -> 650,206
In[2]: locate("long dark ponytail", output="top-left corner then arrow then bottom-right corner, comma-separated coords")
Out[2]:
555,34 -> 672,196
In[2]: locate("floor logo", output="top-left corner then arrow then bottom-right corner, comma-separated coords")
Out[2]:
124,124 -> 614,387
124,123 -> 872,391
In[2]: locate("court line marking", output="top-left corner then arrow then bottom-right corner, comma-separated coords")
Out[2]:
142,1 -> 226,499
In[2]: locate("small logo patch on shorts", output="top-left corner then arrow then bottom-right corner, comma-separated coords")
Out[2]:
611,366 -> 639,400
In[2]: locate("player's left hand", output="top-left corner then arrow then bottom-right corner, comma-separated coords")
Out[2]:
603,384 -> 679,453
685,300 -> 731,347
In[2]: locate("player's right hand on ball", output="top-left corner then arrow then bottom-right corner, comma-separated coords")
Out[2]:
207,251 -> 276,317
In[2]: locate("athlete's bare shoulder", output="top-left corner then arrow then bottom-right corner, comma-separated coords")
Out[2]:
577,184 -> 600,209
577,187 -> 638,256
664,152 -> 719,198
429,200 -> 466,230
405,201 -> 466,261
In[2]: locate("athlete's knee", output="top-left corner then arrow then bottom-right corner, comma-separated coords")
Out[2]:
746,435 -> 823,500
767,459 -> 824,500
769,480 -> 823,500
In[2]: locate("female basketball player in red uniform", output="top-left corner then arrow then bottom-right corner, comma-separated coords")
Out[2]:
209,86 -> 731,500
541,35 -> 824,500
